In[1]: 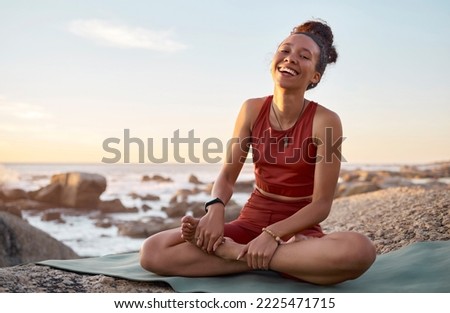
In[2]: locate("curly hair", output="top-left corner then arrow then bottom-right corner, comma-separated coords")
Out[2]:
291,20 -> 338,89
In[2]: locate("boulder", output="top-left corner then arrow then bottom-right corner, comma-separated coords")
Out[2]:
162,201 -> 189,218
31,183 -> 62,204
41,210 -> 64,223
1,188 -> 29,201
224,199 -> 242,222
142,174 -> 173,183
117,218 -> 180,238
0,200 -> 22,218
0,211 -> 79,267
98,199 -> 138,214
50,172 -> 107,209
1,199 -> 52,212
234,180 -> 255,193
335,182 -> 380,198
128,192 -> 160,201
0,263 -> 174,292
188,174 -> 203,184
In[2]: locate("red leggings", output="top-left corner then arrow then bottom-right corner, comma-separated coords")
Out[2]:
224,189 -> 324,244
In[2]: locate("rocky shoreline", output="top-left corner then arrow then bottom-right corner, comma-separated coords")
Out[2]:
0,161 -> 449,292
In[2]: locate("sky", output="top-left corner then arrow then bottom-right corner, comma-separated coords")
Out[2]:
0,0 -> 449,165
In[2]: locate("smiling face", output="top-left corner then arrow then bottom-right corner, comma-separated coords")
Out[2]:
271,33 -> 322,91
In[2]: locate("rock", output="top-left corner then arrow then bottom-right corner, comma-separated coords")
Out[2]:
335,182 -> 380,198
171,188 -> 201,203
188,174 -> 203,184
0,201 -> 22,218
31,183 -> 62,204
202,182 -> 214,194
0,212 -> 79,267
50,172 -> 107,209
128,192 -> 160,201
0,263 -> 174,292
98,199 -> 138,214
142,174 -> 173,183
190,202 -> 206,218
224,199 -> 242,222
94,218 -> 113,228
1,199 -> 53,212
142,194 -> 160,201
234,180 -> 255,193
41,211 -> 64,223
375,176 -> 414,189
162,202 -> 189,218
1,188 -> 29,201
117,218 -> 180,238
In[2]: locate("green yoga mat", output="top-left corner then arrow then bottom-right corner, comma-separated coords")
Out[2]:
38,241 -> 450,292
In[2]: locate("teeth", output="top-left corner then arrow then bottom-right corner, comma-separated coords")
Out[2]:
279,67 -> 298,76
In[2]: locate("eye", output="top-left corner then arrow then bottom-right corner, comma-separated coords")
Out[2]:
278,46 -> 290,53
300,54 -> 310,60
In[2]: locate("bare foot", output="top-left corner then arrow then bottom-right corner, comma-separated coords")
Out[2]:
180,216 -> 245,262
180,215 -> 199,244
215,238 -> 246,262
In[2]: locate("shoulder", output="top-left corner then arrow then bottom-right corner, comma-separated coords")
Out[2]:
313,103 -> 342,128
239,96 -> 269,129
241,96 -> 267,113
312,103 -> 342,138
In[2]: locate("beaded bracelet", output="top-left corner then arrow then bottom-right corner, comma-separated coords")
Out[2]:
262,227 -> 283,245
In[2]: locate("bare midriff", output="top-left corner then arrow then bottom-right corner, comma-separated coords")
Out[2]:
255,186 -> 312,203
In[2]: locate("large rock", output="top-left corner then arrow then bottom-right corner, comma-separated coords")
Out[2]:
0,188 -> 29,201
335,182 -> 380,198
50,172 -> 107,209
31,182 -> 62,204
98,199 -> 138,214
0,212 -> 79,267
0,263 -> 174,292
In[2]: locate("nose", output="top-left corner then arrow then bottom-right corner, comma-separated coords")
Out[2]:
283,55 -> 297,64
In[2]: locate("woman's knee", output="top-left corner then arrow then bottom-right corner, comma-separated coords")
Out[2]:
326,232 -> 375,277
139,235 -> 160,272
139,231 -> 177,273
340,232 -> 376,277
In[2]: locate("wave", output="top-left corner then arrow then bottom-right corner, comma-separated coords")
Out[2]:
0,164 -> 20,187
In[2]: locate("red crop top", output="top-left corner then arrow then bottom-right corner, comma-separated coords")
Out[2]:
251,95 -> 318,197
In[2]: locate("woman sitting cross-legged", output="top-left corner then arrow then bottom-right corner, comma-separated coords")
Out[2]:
139,19 -> 376,285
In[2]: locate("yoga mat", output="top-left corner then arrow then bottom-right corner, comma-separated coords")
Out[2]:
38,241 -> 450,292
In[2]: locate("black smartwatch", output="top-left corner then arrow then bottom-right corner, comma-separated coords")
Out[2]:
204,197 -> 225,213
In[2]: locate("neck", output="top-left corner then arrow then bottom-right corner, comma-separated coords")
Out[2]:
272,89 -> 306,122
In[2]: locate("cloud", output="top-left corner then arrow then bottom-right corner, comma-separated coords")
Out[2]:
68,19 -> 187,52
0,96 -> 52,120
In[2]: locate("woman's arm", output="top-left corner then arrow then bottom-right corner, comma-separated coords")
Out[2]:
195,98 -> 262,253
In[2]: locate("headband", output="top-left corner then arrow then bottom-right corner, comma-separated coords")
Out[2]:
290,31 -> 325,51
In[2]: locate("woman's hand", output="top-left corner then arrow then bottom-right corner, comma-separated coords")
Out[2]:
194,205 -> 225,253
237,232 -> 279,270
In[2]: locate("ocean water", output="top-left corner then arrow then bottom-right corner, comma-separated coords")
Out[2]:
0,162 -> 445,257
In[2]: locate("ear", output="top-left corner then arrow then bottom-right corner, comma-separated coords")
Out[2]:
311,71 -> 321,85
